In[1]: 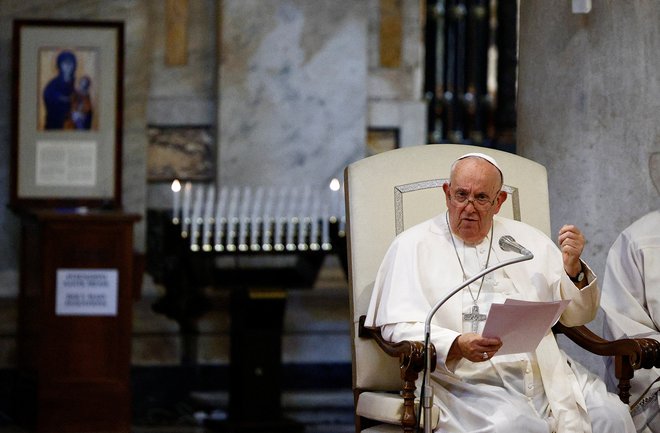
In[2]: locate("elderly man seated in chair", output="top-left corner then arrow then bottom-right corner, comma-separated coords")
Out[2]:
365,153 -> 634,433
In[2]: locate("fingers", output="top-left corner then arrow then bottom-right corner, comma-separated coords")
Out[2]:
558,224 -> 585,250
558,224 -> 585,273
458,333 -> 502,363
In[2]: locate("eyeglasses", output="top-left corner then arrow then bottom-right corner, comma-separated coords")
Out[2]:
449,190 -> 498,211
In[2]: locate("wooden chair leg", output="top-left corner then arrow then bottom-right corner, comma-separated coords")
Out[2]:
401,378 -> 417,433
615,355 -> 634,404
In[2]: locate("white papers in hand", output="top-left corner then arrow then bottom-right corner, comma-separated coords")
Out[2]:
481,299 -> 571,356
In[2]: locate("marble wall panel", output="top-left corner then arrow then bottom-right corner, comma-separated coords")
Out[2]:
217,0 -> 368,187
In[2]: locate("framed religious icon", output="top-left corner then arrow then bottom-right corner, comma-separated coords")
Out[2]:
10,19 -> 124,210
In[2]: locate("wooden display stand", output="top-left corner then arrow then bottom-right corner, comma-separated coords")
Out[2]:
15,209 -> 140,433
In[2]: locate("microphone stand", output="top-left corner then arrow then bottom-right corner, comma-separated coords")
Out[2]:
421,251 -> 534,433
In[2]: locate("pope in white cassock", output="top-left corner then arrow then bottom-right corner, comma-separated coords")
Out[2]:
601,210 -> 660,433
365,153 -> 634,433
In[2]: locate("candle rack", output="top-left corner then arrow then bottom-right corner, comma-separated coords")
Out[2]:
171,183 -> 346,254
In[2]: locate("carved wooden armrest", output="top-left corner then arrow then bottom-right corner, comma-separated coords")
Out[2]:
553,322 -> 660,403
358,315 -> 437,431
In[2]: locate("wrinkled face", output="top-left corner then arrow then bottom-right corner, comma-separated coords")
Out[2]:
442,157 -> 507,245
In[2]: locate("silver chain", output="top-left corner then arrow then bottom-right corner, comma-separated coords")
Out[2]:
446,210 -> 494,304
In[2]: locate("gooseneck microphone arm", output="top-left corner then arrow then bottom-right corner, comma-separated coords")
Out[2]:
421,239 -> 534,433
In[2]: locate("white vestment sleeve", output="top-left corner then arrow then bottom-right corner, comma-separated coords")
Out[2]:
381,322 -> 461,374
602,228 -> 660,338
559,261 -> 599,326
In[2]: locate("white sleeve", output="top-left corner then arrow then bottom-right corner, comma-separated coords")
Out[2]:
601,232 -> 660,339
381,321 -> 461,375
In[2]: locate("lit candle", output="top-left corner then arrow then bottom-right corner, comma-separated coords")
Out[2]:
181,181 -> 192,237
250,186 -> 264,251
329,178 -> 341,222
214,186 -> 228,251
274,188 -> 287,251
192,185 -> 203,224
202,185 -> 215,251
190,185 -> 204,251
297,186 -> 311,250
226,187 -> 240,251
286,187 -> 298,251
261,187 -> 274,251
171,179 -> 181,224
238,186 -> 251,251
309,192 -> 320,250
321,202 -> 331,250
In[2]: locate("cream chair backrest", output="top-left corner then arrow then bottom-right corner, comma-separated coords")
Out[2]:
344,144 -> 551,391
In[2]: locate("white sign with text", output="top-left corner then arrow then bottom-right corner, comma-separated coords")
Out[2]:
56,268 -> 118,316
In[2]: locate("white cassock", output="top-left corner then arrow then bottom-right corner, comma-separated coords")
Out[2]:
366,214 -> 634,433
601,210 -> 660,432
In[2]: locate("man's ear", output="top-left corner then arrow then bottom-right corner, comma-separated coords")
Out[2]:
442,182 -> 451,206
442,182 -> 450,194
492,190 -> 508,213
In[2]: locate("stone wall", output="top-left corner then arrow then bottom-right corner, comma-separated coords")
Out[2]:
519,0 -> 660,277
518,0 -> 660,375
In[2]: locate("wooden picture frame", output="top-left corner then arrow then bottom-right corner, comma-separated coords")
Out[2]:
10,19 -> 124,210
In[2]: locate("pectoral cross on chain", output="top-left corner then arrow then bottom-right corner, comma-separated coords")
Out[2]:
463,304 -> 487,332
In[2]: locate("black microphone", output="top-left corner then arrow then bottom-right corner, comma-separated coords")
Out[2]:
499,235 -> 533,256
